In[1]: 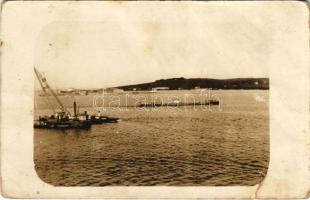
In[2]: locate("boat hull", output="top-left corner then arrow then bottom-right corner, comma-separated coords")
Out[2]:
34,119 -> 91,129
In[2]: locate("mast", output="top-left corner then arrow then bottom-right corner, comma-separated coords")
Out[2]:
34,67 -> 69,114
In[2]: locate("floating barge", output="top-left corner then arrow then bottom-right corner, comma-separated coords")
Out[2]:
34,102 -> 119,129
34,67 -> 119,130
34,113 -> 119,129
34,113 -> 92,129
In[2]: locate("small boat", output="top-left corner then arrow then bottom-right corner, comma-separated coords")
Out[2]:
73,102 -> 119,124
89,115 -> 119,124
76,110 -> 119,124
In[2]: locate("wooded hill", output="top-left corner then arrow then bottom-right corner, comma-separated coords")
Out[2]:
117,77 -> 269,91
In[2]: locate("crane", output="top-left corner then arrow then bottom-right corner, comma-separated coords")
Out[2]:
34,67 -> 70,115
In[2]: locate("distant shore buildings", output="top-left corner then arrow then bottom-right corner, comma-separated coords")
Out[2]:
40,87 -> 125,96
103,88 -> 124,94
152,87 -> 169,91
57,88 -> 103,96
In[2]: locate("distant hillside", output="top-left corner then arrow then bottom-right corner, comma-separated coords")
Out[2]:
116,77 -> 269,91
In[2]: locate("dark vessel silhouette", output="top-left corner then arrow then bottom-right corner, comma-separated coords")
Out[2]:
138,99 -> 220,108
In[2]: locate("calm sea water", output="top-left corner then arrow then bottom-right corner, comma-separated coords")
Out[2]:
34,90 -> 269,186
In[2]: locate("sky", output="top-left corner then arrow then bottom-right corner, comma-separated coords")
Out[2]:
34,6 -> 271,89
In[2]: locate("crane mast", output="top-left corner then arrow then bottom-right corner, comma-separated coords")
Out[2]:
34,67 -> 69,114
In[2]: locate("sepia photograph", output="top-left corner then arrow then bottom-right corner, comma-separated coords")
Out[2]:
33,18 -> 269,186
1,1 -> 309,198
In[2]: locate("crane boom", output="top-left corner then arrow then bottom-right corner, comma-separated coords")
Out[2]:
34,67 -> 69,114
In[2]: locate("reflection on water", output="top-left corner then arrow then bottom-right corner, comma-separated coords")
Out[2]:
34,90 -> 269,186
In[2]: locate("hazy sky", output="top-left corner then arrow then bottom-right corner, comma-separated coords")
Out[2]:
35,7 -> 271,89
